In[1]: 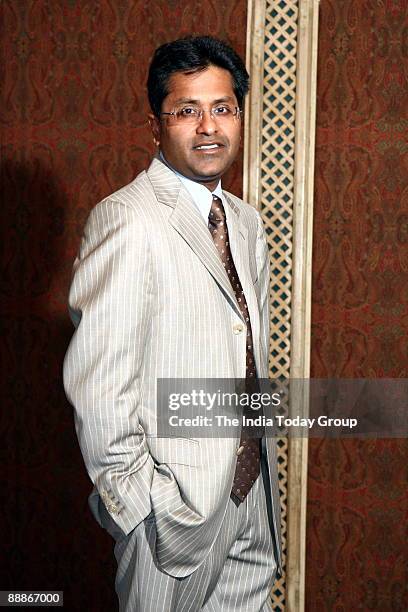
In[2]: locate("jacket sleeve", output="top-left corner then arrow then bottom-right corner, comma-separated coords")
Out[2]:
63,198 -> 155,535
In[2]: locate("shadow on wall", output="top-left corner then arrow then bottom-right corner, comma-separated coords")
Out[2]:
0,155 -> 116,611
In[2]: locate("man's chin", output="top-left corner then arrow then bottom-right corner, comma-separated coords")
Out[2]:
188,163 -> 230,183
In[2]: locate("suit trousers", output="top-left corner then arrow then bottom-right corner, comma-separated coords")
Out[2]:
98,456 -> 277,612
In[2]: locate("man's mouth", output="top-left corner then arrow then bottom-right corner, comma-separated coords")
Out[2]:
193,143 -> 225,151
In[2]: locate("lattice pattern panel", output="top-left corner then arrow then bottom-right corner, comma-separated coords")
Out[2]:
260,1 -> 299,610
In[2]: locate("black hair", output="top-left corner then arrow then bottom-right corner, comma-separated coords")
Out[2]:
147,36 -> 249,117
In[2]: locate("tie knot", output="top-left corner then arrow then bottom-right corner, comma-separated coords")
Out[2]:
209,195 -> 226,225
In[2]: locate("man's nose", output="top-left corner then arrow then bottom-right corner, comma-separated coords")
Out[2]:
196,110 -> 218,135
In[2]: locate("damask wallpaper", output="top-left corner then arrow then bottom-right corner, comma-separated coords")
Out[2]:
1,2 -> 247,610
307,1 -> 408,610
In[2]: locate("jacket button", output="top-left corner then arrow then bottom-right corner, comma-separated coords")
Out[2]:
233,323 -> 244,334
236,445 -> 245,455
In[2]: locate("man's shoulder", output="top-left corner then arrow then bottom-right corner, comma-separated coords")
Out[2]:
98,168 -> 155,212
81,167 -> 159,239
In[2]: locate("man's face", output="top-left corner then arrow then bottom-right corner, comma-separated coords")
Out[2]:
149,66 -> 242,190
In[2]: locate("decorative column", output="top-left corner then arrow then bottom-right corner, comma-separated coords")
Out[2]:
244,1 -> 319,609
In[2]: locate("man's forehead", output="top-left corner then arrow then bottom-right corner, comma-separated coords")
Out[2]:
165,66 -> 236,101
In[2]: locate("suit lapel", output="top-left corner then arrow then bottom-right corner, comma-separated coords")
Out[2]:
147,157 -> 243,321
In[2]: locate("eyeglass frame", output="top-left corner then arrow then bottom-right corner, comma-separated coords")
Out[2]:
160,105 -> 243,124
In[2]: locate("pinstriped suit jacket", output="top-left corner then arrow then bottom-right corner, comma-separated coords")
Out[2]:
63,156 -> 282,578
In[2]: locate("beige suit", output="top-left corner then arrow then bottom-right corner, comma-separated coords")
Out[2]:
63,156 -> 282,586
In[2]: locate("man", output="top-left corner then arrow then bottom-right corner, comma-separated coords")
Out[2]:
64,36 -> 282,611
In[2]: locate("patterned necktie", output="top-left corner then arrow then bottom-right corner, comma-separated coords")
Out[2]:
208,195 -> 262,505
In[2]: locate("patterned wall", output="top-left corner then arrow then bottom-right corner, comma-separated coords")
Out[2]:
0,2 -> 247,610
307,1 -> 408,610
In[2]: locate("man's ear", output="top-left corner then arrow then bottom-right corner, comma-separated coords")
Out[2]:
148,113 -> 161,147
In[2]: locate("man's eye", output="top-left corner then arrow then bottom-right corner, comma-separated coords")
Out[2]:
213,106 -> 232,114
179,107 -> 198,116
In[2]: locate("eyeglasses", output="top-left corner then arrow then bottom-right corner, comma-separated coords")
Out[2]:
160,104 -> 243,125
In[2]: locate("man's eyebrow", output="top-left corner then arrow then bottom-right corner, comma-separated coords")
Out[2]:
171,96 -> 236,105
172,98 -> 200,105
213,96 -> 235,104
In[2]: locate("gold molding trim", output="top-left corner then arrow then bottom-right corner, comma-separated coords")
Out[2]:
243,0 -> 266,209
287,2 -> 319,610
